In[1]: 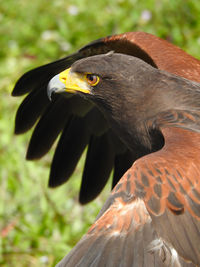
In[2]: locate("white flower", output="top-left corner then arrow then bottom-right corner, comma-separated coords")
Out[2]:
41,30 -> 58,41
59,41 -> 71,52
141,10 -> 152,22
68,5 -> 79,16
40,255 -> 49,264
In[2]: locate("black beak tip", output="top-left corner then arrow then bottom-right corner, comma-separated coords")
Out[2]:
47,87 -> 58,101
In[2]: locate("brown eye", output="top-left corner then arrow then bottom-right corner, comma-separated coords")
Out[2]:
85,74 -> 100,86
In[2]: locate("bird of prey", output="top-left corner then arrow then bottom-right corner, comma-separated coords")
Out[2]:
12,32 -> 200,266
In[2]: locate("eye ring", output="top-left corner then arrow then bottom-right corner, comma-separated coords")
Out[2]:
85,73 -> 100,86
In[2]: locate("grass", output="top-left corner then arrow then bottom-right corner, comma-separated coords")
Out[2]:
1,0 -> 200,266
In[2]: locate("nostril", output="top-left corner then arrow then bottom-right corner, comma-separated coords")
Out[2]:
59,68 -> 70,83
60,76 -> 66,82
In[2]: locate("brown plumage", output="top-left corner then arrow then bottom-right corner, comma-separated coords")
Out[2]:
12,32 -> 200,266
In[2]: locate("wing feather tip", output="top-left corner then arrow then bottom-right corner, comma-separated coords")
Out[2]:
48,177 -> 66,188
26,148 -> 42,160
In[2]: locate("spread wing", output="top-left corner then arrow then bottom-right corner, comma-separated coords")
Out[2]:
12,32 -> 200,204
56,127 -> 200,267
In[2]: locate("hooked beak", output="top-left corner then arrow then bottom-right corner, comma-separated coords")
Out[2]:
47,68 -> 90,101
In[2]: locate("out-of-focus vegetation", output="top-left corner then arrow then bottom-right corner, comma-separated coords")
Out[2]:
0,0 -> 200,266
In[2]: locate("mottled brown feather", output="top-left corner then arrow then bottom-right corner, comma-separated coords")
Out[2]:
111,127 -> 200,265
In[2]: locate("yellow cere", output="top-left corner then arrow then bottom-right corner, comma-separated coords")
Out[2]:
59,67 -> 90,94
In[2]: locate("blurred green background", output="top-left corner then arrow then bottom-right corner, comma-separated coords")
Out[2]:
0,0 -> 200,266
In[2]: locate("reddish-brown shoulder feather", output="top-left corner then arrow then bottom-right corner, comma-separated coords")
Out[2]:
121,127 -> 200,264
133,128 -> 200,218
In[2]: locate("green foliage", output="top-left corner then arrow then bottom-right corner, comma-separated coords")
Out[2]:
0,0 -> 200,266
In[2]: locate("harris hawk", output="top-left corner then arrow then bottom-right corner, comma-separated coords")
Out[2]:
12,32 -> 200,266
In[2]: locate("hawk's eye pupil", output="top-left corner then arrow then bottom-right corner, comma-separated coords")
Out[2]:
87,74 -> 95,81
